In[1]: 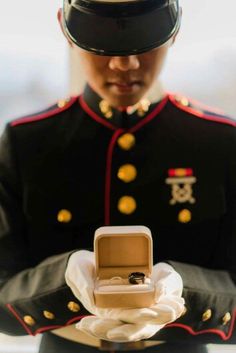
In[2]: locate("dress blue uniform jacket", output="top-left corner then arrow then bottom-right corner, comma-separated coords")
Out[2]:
0,85 -> 236,349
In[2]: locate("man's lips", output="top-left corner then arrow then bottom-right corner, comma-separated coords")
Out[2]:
108,80 -> 142,86
107,80 -> 143,93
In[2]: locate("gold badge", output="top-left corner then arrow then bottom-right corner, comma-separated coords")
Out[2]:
166,168 -> 196,205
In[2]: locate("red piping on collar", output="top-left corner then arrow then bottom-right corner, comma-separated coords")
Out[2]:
129,95 -> 169,133
10,97 -> 78,127
166,308 -> 236,341
79,95 -> 116,131
6,303 -> 88,336
79,94 -> 169,132
169,94 -> 236,127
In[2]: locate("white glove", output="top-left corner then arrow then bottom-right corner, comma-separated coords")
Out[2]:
65,250 -> 185,342
78,316 -> 164,342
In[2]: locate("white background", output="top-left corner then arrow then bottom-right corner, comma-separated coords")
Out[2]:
0,0 -> 236,352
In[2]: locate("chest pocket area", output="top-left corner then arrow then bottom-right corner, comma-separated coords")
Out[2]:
23,183 -> 104,229
161,179 -> 227,226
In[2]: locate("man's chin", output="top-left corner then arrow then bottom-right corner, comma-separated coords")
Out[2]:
106,91 -> 146,109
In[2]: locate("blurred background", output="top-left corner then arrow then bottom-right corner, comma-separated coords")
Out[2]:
0,0 -> 236,352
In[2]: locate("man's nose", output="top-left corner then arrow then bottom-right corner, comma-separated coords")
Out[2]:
108,55 -> 140,71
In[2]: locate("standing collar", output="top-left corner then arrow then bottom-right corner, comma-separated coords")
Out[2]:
82,84 -> 163,129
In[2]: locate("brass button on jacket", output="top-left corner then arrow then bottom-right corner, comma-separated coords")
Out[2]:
178,209 -> 192,223
118,196 -> 137,215
43,311 -> 55,320
57,99 -> 67,108
117,164 -> 137,183
67,301 -> 80,312
57,209 -> 72,223
222,312 -> 231,325
117,133 -> 136,151
23,315 -> 36,326
202,309 -> 212,322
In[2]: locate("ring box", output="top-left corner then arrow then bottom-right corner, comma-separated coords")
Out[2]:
94,225 -> 156,308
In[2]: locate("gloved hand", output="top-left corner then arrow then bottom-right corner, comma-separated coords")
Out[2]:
78,316 -> 164,342
65,250 -> 185,342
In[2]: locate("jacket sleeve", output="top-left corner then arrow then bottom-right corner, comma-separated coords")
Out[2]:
0,125 -> 89,336
152,127 -> 236,345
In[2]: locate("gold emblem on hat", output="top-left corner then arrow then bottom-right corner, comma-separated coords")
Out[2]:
117,133 -> 136,151
118,196 -> 137,215
57,209 -> 72,223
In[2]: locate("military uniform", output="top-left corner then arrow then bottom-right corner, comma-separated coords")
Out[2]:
0,85 -> 236,353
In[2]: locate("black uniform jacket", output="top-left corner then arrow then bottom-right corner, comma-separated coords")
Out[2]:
0,85 -> 236,344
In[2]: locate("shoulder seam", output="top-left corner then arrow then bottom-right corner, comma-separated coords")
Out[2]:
168,94 -> 236,128
10,96 -> 79,127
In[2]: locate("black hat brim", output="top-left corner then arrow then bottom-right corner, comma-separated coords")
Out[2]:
63,0 -> 181,56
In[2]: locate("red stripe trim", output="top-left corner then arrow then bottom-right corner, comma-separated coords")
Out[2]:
166,309 -> 236,341
169,94 -> 236,127
34,315 -> 87,335
6,304 -> 34,335
79,95 -> 116,131
105,129 -> 124,225
168,92 -> 226,115
79,94 -> 168,132
10,97 -> 78,127
6,304 -> 89,336
129,95 -> 169,133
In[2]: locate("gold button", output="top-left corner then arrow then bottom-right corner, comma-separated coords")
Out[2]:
181,97 -> 189,107
117,133 -> 136,151
202,309 -> 212,322
222,312 -> 231,325
57,209 -> 72,223
118,196 -> 137,215
178,209 -> 192,223
57,100 -> 67,108
67,301 -> 80,313
43,311 -> 55,320
23,315 -> 36,326
117,164 -> 137,183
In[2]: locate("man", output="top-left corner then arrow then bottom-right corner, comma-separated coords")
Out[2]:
0,0 -> 236,352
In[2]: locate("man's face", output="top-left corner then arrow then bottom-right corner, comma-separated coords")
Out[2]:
76,43 -> 172,108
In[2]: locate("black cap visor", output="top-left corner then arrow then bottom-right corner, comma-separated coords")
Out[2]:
63,0 -> 180,55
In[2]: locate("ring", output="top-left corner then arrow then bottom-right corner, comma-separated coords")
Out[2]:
128,272 -> 145,285
109,276 -> 124,285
